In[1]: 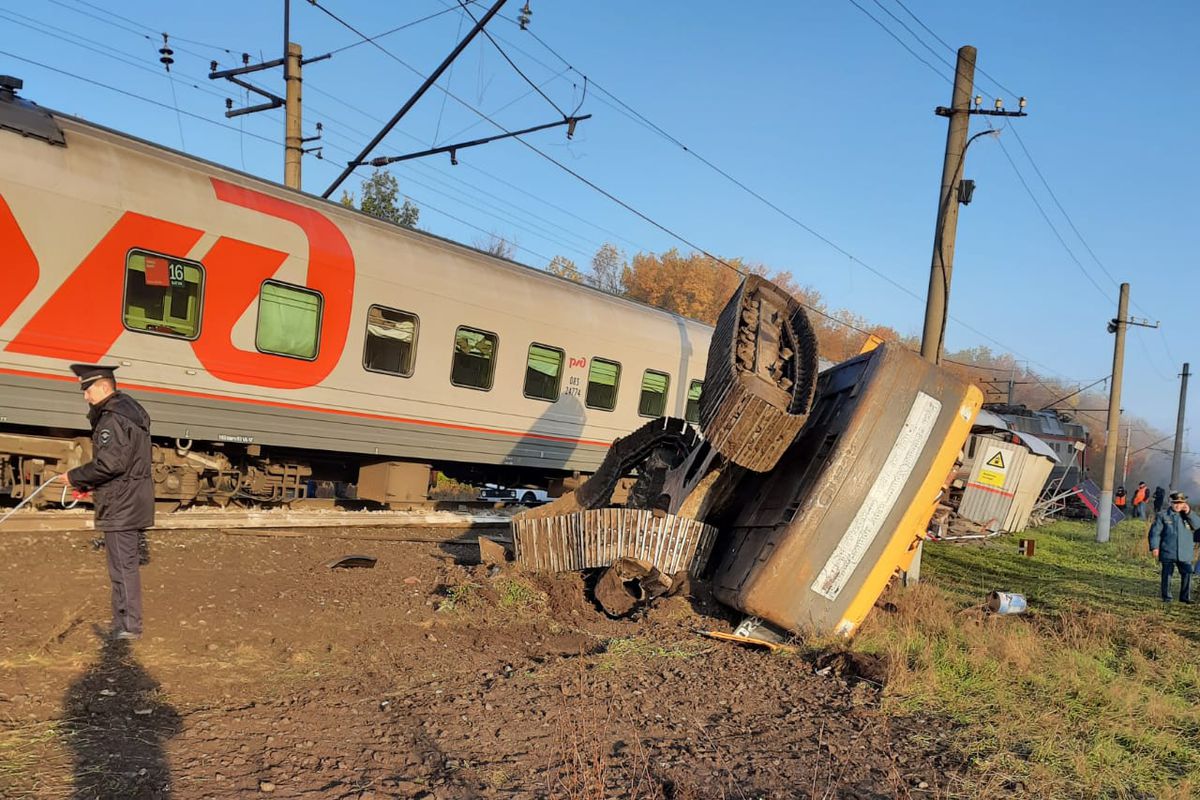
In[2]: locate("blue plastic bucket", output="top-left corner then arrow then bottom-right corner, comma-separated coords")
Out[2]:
988,591 -> 1027,615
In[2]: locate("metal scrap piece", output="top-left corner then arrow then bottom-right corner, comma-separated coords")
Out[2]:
593,557 -> 676,617
325,554 -> 377,569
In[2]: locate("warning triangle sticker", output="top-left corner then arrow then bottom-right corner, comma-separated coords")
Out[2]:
986,452 -> 1006,469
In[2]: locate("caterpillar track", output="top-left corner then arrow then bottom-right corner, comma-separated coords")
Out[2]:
698,275 -> 820,472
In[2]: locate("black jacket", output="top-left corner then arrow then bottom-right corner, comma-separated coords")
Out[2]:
68,392 -> 155,531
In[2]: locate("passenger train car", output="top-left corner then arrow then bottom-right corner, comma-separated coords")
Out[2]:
0,80 -> 712,506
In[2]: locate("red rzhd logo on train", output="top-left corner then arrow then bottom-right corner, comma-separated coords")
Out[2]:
192,179 -> 354,389
4,180 -> 355,389
569,357 -> 587,369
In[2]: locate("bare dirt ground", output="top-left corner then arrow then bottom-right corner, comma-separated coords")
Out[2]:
0,527 -> 963,799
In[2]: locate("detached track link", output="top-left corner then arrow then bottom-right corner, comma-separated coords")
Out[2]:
699,275 -> 820,472
574,417 -> 701,510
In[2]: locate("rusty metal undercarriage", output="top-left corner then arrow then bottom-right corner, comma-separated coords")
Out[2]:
511,276 -> 982,640
0,433 -> 310,508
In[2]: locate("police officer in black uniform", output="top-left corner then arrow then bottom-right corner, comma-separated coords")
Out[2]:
59,364 -> 155,640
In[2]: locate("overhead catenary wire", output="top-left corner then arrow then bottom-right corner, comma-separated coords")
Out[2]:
857,0 -> 1181,378
0,50 -> 280,147
12,3 -> 633,279
456,0 -> 567,119
888,0 -> 1020,99
63,0 -> 247,55
10,3 -> 1136,383
491,10 -> 1091,382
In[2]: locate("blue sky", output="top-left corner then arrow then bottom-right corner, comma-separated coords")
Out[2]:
3,0 -> 1197,454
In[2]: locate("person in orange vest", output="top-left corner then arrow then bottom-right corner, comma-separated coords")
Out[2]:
1115,486 -> 1127,512
1133,481 -> 1150,520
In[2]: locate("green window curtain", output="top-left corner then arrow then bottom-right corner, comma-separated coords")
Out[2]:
256,282 -> 321,359
686,380 -> 704,423
586,358 -> 621,410
638,370 -> 670,417
524,344 -> 563,400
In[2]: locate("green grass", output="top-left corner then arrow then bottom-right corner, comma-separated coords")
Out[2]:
594,636 -> 710,671
438,582 -> 483,613
496,577 -> 547,612
856,518 -> 1200,799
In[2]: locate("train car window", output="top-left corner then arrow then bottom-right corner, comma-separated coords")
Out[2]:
451,326 -> 498,390
255,281 -> 322,360
363,305 -> 418,377
585,358 -> 621,411
638,370 -> 671,417
122,250 -> 204,340
685,379 -> 704,423
524,343 -> 564,401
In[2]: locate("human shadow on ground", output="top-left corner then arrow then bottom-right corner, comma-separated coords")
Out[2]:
62,627 -> 181,799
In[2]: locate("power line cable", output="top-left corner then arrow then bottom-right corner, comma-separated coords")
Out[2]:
0,49 -> 279,147
328,6 -> 463,55
504,17 -> 1088,381
15,0 -> 610,262
64,0 -> 246,55
888,0 -> 1020,98
842,0 -> 949,84
456,1 -> 567,118
989,127 -> 1111,301
0,8 -> 228,100
300,78 -> 649,253
864,1 -> 1181,389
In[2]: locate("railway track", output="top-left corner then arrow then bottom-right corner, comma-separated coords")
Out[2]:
0,503 -> 517,535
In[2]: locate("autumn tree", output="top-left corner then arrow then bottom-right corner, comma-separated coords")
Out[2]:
589,243 -> 626,294
546,255 -> 583,282
342,169 -> 419,228
619,249 -> 744,324
474,233 -> 517,260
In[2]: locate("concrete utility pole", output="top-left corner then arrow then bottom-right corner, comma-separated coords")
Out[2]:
284,42 -> 303,190
1171,363 -> 1190,491
919,45 -> 976,364
209,0 -> 327,189
1121,425 -> 1132,488
1096,283 -> 1130,543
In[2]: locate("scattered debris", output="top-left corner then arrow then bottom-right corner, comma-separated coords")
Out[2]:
987,591 -> 1028,615
477,535 -> 510,566
593,557 -> 677,617
324,554 -> 377,569
699,629 -> 798,655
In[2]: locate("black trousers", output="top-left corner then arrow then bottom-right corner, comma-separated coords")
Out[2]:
1161,559 -> 1192,602
104,529 -> 144,634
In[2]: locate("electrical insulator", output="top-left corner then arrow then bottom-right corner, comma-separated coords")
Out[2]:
994,97 -> 1003,110
1018,96 -> 1027,110
518,2 -> 532,30
159,33 -> 174,72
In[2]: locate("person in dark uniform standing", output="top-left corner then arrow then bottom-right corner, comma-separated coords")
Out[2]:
58,364 -> 155,640
1149,492 -> 1200,604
